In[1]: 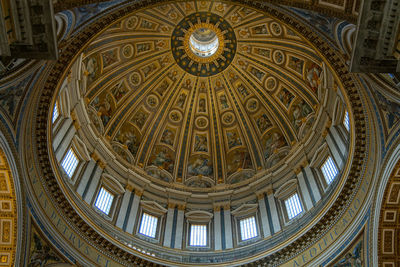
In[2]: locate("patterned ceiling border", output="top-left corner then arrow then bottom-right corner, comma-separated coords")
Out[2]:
0,118 -> 27,267
378,159 -> 400,266
0,147 -> 18,266
30,0 -> 367,266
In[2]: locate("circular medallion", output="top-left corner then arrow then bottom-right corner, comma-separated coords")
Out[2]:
273,50 -> 285,64
270,22 -> 282,36
171,12 -> 237,77
122,44 -> 134,58
221,112 -> 235,126
195,116 -> 209,129
169,110 -> 182,123
146,94 -> 159,108
265,76 -> 277,91
129,72 -> 141,86
246,98 -> 259,113
125,16 -> 138,30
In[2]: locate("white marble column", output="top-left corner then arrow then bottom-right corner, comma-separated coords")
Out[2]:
223,206 -> 233,249
174,205 -> 185,249
257,193 -> 271,238
125,190 -> 142,234
55,119 -> 76,162
214,207 -> 222,250
163,204 -> 175,247
330,126 -> 348,149
53,117 -> 73,151
297,169 -> 314,211
266,190 -> 281,233
76,159 -> 96,196
303,165 -> 322,201
325,130 -> 344,168
83,165 -> 102,204
115,187 -> 134,229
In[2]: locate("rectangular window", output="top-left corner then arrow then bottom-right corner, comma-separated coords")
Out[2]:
343,110 -> 350,132
285,193 -> 302,220
321,156 -> 338,185
61,148 -> 79,178
189,224 -> 207,246
94,187 -> 114,215
52,101 -> 59,123
139,213 -> 158,238
240,216 -> 258,241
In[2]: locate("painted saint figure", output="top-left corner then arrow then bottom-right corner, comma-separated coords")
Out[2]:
194,135 -> 208,152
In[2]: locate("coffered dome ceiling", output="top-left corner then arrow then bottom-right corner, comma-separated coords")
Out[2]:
45,1 -> 359,265
81,2 -> 326,191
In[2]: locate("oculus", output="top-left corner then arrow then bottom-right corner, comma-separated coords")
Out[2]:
189,27 -> 219,57
171,12 -> 237,76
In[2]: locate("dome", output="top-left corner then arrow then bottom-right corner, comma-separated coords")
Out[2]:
79,7 -> 327,191
47,1 -> 357,266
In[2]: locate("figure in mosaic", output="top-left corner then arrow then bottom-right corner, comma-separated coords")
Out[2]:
194,135 -> 208,152
112,81 -> 128,102
278,88 -> 295,109
264,132 -> 286,160
151,148 -> 174,173
198,98 -> 206,112
161,129 -> 174,146
28,233 -> 63,267
93,93 -> 113,126
188,157 -> 213,176
256,114 -> 272,133
227,131 -> 242,149
220,94 -> 229,109
86,56 -> 99,84
289,56 -> 304,74
176,93 -> 187,108
292,100 -> 313,131
306,62 -> 322,93
132,111 -> 148,129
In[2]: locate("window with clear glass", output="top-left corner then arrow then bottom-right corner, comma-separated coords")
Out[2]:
285,193 -> 303,220
343,110 -> 350,132
189,224 -> 207,246
94,187 -> 114,215
239,216 -> 258,241
139,213 -> 158,238
321,156 -> 338,185
52,101 -> 59,123
61,148 -> 79,178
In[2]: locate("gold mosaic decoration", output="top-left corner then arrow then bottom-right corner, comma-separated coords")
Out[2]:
0,149 -> 17,267
379,160 -> 400,266
82,2 -> 325,189
183,23 -> 225,64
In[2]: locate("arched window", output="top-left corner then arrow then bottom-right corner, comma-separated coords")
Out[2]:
61,148 -> 79,178
284,193 -> 303,220
239,216 -> 258,241
321,156 -> 338,185
343,110 -> 350,132
94,187 -> 114,215
52,101 -> 59,123
139,213 -> 158,238
189,224 -> 207,246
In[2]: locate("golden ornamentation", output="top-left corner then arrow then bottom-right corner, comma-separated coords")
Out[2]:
183,23 -> 225,64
